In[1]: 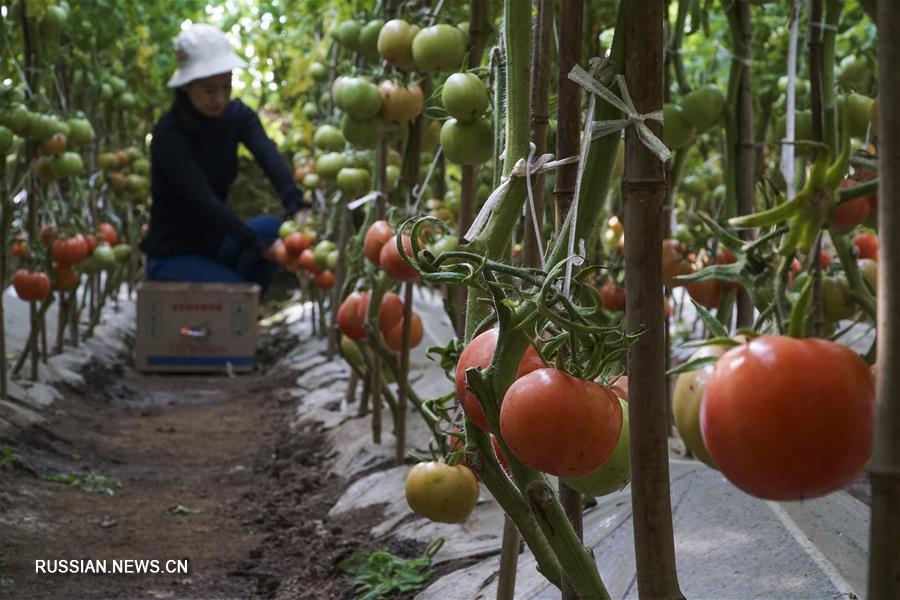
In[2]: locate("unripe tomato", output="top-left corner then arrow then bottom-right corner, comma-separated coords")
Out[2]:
379,235 -> 420,282
378,80 -> 424,123
97,152 -> 118,170
859,258 -> 878,290
302,172 -> 320,189
455,328 -> 544,431
442,73 -> 489,122
40,132 -> 67,155
440,117 -> 493,165
673,345 -> 727,468
310,62 -> 329,83
337,292 -> 369,340
404,461 -> 478,524
680,84 -> 725,132
314,270 -> 335,290
66,118 -> 95,145
313,240 -> 337,269
384,311 -> 424,352
377,19 -> 420,69
336,167 -> 371,198
562,397 -> 630,497
50,152 -> 83,178
0,126 -> 12,156
315,152 -> 346,179
701,336 -> 874,500
853,232 -> 878,260
364,220 -> 395,264
821,275 -> 855,322
13,269 -> 51,301
332,19 -> 362,51
93,244 -> 116,269
411,24 -> 467,71
313,124 -> 345,151
341,115 -> 383,149
500,368 -> 623,477
112,244 -> 132,262
663,103 -> 695,150
838,93 -> 874,139
358,19 -> 384,60
335,77 -> 382,120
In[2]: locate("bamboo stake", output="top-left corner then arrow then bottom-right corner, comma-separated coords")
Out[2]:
868,3 -> 900,596
0,170 -> 10,399
395,283 -> 413,466
553,0 -> 583,234
734,0 -> 755,328
624,1 -> 684,598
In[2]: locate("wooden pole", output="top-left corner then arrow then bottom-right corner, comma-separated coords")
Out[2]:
734,0 -> 755,329
868,2 -> 900,596
395,282 -> 413,465
624,1 -> 684,598
553,0 -> 583,233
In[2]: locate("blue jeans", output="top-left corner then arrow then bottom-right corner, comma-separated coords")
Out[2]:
146,216 -> 280,295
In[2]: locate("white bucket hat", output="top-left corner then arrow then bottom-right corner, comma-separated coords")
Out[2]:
167,24 -> 248,88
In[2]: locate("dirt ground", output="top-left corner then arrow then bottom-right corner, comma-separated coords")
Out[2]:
0,329 -> 403,600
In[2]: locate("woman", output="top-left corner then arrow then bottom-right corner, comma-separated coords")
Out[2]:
141,23 -> 306,295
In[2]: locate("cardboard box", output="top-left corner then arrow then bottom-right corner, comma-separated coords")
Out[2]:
135,282 -> 259,373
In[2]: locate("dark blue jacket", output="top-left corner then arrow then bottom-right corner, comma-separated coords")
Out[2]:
141,93 -> 304,259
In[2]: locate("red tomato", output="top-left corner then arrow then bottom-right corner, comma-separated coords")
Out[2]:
273,240 -> 289,265
84,234 -> 98,254
500,368 -> 623,477
337,292 -> 368,340
11,240 -> 29,258
684,274 -> 721,309
384,311 -> 424,352
379,234 -> 420,282
40,225 -> 57,247
364,220 -> 395,264
854,232 -> 878,260
375,291 -> 404,333
455,328 -> 544,431
701,336 -> 874,500
832,180 -> 870,233
97,222 -> 118,246
284,231 -> 313,257
298,248 -> 323,274
314,270 -> 335,289
53,266 -> 80,292
599,279 -> 625,311
662,238 -> 692,288
13,269 -> 51,301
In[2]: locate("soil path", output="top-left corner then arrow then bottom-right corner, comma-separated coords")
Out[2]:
0,340 -> 379,600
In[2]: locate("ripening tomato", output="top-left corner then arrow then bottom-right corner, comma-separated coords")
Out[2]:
673,345 -> 727,468
337,291 -> 369,340
455,328 -> 544,431
404,461 -> 478,523
599,278 -> 625,311
11,240 -> 29,258
97,222 -> 118,246
298,248 -> 323,274
363,221 -> 394,265
384,311 -> 424,352
377,19 -> 420,70
701,336 -> 874,500
314,270 -> 336,290
378,80 -> 424,123
500,368 -> 623,477
854,232 -> 878,260
379,234 -> 420,282
561,397 -> 631,497
13,269 -> 51,301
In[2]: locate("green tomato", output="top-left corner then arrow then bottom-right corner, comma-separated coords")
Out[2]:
313,240 -> 336,268
49,152 -> 84,178
837,55 -> 873,93
335,77 -> 382,120
332,20 -> 363,51
302,172 -> 320,189
672,346 -> 726,468
443,190 -> 460,215
326,249 -> 339,271
358,19 -> 384,60
386,164 -> 400,188
341,114 -> 383,149
440,117 -> 493,165
427,235 -> 459,256
314,124 -> 346,151
336,167 -> 371,198
822,275 -> 855,321
66,118 -> 95,145
113,244 -> 132,262
562,398 -> 631,496
411,24 -> 467,72
92,244 -> 117,269
310,62 -> 329,83
39,5 -> 67,37
838,93 -> 874,139
118,92 -> 137,109
315,152 -> 346,179
377,19 -> 419,70
133,158 -> 150,175
1,105 -> 32,135
442,73 -> 489,122
663,103 -> 695,150
0,126 -> 12,156
278,220 -> 301,238
680,84 -> 725,132
302,101 -> 319,119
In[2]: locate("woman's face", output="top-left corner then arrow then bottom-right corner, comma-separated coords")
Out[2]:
183,73 -> 232,118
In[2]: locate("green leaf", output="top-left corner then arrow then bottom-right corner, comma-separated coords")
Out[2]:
666,355 -> 719,375
691,300 -> 730,339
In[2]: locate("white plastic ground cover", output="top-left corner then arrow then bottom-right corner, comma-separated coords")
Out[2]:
417,460 -> 869,599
